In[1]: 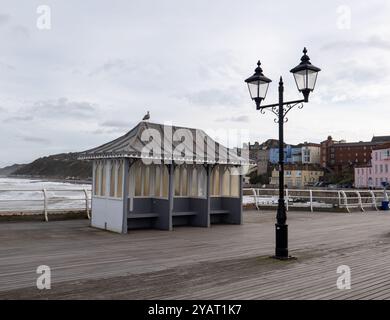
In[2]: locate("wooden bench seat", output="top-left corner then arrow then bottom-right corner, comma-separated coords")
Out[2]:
210,209 -> 229,215
172,211 -> 197,217
128,213 -> 159,219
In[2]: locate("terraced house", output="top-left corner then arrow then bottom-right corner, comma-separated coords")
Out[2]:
355,143 -> 390,188
270,164 -> 324,188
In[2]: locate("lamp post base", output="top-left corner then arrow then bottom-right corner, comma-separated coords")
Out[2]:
273,223 -> 296,260
271,255 -> 297,261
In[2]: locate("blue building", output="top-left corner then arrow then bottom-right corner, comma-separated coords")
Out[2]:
269,145 -> 302,164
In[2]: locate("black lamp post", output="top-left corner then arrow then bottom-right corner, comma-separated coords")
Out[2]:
245,47 -> 321,260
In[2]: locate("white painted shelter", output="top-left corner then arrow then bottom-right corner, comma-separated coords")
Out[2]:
78,121 -> 250,233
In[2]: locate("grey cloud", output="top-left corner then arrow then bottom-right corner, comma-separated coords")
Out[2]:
90,128 -> 106,134
101,120 -> 133,128
89,59 -> 132,77
30,98 -> 97,119
184,88 -> 242,107
4,115 -> 34,122
19,136 -> 50,144
216,115 -> 249,122
11,25 -> 30,39
322,36 -> 390,51
0,14 -> 10,26
90,127 -> 126,135
0,61 -> 15,70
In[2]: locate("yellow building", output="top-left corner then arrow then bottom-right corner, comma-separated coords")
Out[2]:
270,164 -> 324,188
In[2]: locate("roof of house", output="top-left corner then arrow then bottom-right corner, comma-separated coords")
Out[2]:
372,136 -> 390,143
333,141 -> 378,147
297,142 -> 321,147
78,121 -> 252,165
373,142 -> 390,150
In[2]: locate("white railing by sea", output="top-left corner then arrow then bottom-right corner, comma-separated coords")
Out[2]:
243,188 -> 390,212
0,188 -> 92,221
1,187 -> 388,222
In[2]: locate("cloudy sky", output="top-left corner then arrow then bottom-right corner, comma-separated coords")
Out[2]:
0,0 -> 389,166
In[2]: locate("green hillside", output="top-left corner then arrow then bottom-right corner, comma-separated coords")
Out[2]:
12,153 -> 92,180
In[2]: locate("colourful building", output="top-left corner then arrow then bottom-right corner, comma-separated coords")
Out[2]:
269,145 -> 302,164
270,164 -> 324,188
269,143 -> 320,165
321,135 -> 390,173
300,142 -> 321,164
355,143 -> 390,188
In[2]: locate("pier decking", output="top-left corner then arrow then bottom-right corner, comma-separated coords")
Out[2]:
1,210 -> 390,299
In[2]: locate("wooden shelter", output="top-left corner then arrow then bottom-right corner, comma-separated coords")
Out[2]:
78,121 -> 249,233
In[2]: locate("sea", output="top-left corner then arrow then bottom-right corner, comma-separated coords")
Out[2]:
0,177 -> 92,213
0,177 -> 259,213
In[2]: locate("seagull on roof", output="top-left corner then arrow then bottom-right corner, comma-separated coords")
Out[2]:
142,111 -> 150,121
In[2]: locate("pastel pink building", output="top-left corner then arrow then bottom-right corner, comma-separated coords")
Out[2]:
355,143 -> 390,188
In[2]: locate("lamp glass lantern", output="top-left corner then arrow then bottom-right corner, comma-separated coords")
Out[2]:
245,61 -> 272,108
290,47 -> 321,101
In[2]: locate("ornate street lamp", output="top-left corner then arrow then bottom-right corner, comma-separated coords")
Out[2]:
245,47 -> 321,260
290,47 -> 321,102
245,61 -> 272,109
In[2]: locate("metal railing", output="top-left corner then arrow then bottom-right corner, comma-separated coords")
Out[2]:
243,188 -> 390,213
0,188 -> 92,221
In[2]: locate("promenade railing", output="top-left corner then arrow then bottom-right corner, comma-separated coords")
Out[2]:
1,187 -> 387,222
0,188 -> 92,221
243,188 -> 390,212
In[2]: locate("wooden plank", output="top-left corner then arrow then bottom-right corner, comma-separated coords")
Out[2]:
1,210 -> 390,299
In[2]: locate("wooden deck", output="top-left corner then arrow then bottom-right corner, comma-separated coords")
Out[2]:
1,210 -> 390,299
